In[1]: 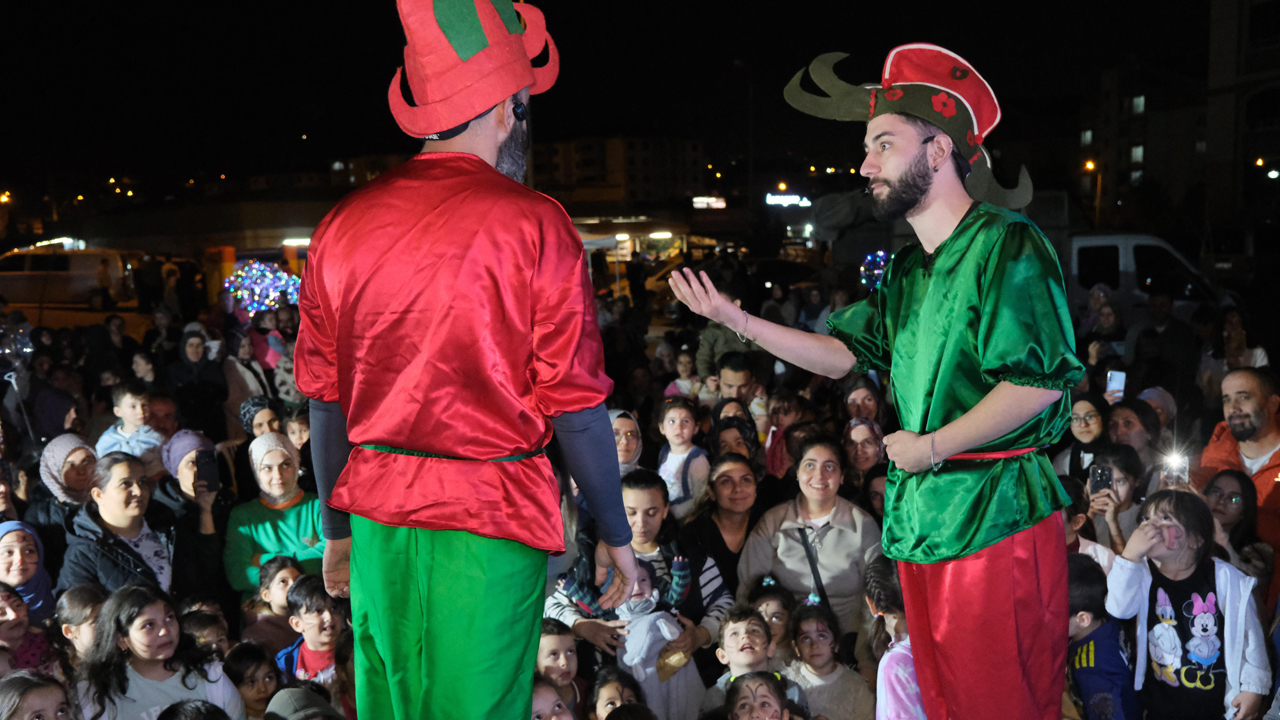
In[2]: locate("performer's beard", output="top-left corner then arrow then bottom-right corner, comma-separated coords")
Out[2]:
495,119 -> 529,183
870,146 -> 934,222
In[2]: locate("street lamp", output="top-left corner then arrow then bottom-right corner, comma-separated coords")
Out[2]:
777,182 -> 787,191
1085,160 -> 1101,226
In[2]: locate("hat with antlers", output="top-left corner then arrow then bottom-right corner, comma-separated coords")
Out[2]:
784,43 -> 1031,209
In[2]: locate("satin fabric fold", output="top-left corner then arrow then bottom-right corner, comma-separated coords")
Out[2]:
899,513 -> 1068,720
828,203 -> 1085,563
294,153 -> 613,553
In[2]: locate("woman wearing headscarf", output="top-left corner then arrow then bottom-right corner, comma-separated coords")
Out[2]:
0,520 -> 56,624
22,434 -> 96,578
167,330 -> 229,441
223,331 -> 273,443
224,432 -> 325,596
1051,391 -> 1112,481
233,395 -> 283,503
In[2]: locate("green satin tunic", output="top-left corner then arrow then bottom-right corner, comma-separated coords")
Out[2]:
829,203 -> 1085,564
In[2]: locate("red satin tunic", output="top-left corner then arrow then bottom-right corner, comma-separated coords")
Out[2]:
294,153 -> 612,553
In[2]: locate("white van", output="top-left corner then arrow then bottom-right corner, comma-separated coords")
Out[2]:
0,247 -> 141,308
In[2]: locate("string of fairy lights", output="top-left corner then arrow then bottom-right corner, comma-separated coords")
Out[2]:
223,260 -> 300,315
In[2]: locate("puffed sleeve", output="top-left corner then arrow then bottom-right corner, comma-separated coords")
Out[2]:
529,208 -> 614,417
294,212 -> 340,403
826,287 -> 891,374
976,223 -> 1085,390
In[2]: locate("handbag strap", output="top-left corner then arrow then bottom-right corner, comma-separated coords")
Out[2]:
797,526 -> 831,610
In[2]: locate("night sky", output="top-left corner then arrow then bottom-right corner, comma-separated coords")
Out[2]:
2,1 -> 1209,201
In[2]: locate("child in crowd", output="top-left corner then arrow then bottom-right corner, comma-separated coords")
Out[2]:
0,670 -> 76,720
94,381 -> 166,478
747,575 -> 798,669
284,411 -> 310,452
178,595 -> 228,627
664,351 -> 705,402
182,611 -> 232,659
656,398 -> 709,520
722,672 -> 797,720
560,556 -> 690,619
276,575 -> 343,690
764,391 -> 803,479
1106,489 -> 1269,719
0,584 -> 54,676
699,605 -> 809,715
531,674 -> 573,720
863,554 -> 925,720
1066,554 -> 1138,720
242,556 -> 304,656
155,699 -> 233,720
589,666 -> 644,720
612,561 -> 704,720
1063,476 -> 1116,574
536,619 -> 585,718
224,642 -> 280,720
783,602 -> 875,720
1088,445 -> 1145,556
51,583 -> 107,679
79,584 -> 244,719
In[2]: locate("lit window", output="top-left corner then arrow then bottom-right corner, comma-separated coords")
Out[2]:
1195,140 -> 1207,153
1131,145 -> 1144,164
1132,95 -> 1146,115
1080,129 -> 1093,147
331,161 -> 344,171
1130,170 -> 1144,185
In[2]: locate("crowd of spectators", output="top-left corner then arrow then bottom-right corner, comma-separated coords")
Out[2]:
0,251 -> 1276,720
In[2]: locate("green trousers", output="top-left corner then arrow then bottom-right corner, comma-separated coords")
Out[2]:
350,516 -> 548,719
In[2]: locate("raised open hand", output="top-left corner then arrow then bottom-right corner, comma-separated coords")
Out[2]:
668,269 -> 742,329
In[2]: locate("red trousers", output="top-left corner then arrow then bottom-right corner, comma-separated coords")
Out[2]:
897,513 -> 1067,720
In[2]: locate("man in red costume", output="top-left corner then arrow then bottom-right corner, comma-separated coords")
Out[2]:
294,2 -> 638,718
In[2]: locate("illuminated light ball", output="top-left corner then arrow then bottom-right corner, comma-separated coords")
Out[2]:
861,250 -> 888,288
223,260 -> 301,315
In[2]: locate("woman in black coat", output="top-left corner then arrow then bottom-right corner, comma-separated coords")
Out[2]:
167,331 -> 229,442
56,451 -> 218,599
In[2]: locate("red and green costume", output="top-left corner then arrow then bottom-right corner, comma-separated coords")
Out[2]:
295,4 -> 629,718
788,44 -> 1085,719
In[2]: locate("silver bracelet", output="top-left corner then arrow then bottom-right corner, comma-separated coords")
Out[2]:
930,432 -> 943,472
734,308 -> 749,343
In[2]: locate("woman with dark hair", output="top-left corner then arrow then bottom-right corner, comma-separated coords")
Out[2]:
1108,397 -> 1162,495
1051,392 -> 1112,481
1088,445 -> 1147,556
223,334 -> 272,445
1203,469 -> 1273,606
79,585 -> 244,720
679,453 -> 758,596
167,332 -> 228,442
855,462 -> 889,526
842,376 -> 898,434
57,452 -> 183,596
840,417 -> 885,492
711,398 -> 751,426
738,437 -> 881,681
709,416 -> 793,511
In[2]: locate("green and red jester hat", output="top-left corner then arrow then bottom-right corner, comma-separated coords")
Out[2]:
388,0 -> 558,139
785,43 -> 1032,209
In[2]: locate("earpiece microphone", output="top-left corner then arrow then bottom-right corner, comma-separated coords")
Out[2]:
513,101 -> 528,122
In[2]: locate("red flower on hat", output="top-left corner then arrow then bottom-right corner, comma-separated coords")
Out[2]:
884,88 -> 903,101
966,130 -> 984,146
951,66 -> 971,80
931,92 -> 957,118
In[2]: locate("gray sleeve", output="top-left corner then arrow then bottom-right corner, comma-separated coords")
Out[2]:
551,403 -> 632,548
309,398 -> 352,540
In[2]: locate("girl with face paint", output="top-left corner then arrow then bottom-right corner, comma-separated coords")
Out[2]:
1107,489 -> 1269,720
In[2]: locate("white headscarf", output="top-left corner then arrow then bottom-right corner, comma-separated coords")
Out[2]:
608,409 -> 643,476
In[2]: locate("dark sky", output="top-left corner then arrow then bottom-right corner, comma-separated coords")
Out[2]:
1,1 -> 1209,199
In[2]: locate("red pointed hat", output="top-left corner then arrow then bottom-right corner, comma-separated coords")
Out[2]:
786,43 -> 998,163
786,42 -> 1032,209
388,0 -> 559,139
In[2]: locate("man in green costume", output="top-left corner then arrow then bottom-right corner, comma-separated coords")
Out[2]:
671,44 -> 1084,720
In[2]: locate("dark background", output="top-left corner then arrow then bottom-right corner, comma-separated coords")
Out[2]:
0,0 -> 1209,197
